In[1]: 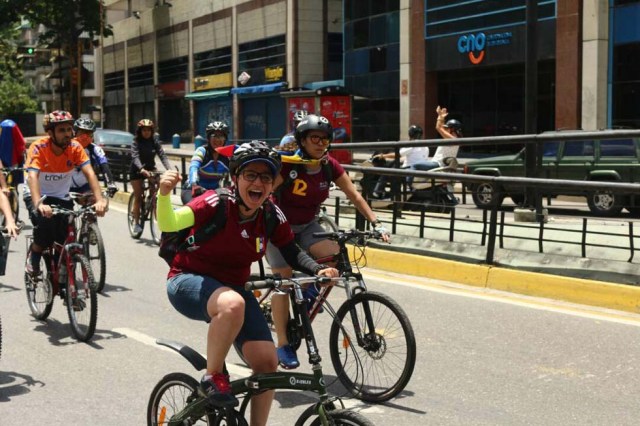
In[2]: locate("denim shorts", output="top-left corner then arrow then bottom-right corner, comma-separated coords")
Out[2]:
167,273 -> 272,347
265,219 -> 326,269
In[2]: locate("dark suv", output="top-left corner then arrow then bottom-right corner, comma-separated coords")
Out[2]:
464,132 -> 640,216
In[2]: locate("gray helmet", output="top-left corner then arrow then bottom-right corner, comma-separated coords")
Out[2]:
293,110 -> 309,123
205,121 -> 229,138
408,125 -> 423,139
229,140 -> 281,177
294,114 -> 333,144
74,118 -> 96,132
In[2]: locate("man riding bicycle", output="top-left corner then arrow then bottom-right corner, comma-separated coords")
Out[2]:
70,118 -> 119,198
24,110 -> 108,276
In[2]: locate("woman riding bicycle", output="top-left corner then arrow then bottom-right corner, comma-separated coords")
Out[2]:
265,113 -> 391,369
156,140 -> 337,426
129,119 -> 171,234
181,121 -> 230,204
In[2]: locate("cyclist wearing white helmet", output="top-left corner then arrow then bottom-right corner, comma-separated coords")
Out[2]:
156,141 -> 338,424
70,118 -> 119,198
278,109 -> 309,150
181,121 -> 230,204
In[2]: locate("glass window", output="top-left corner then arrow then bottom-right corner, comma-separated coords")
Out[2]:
563,141 -> 594,157
369,16 -> 387,45
353,19 -> 369,48
543,142 -> 559,157
614,0 -> 640,5
600,139 -> 637,157
369,47 -> 386,72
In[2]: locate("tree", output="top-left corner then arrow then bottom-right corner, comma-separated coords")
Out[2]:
0,79 -> 39,113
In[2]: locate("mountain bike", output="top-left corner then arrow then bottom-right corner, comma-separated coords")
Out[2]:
128,171 -> 162,245
147,275 -> 374,426
1,166 -> 23,226
24,202 -> 98,342
243,229 -> 416,403
72,191 -> 108,293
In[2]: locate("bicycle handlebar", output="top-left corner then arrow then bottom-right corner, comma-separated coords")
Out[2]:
312,228 -> 383,242
245,276 -> 333,291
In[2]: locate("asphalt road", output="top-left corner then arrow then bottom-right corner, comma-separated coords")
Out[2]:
1,200 -> 640,425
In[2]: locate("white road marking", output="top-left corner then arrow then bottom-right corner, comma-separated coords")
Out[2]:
362,269 -> 640,327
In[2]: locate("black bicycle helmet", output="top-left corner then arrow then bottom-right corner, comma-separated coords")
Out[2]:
294,114 -> 333,144
74,118 -> 96,132
205,121 -> 229,138
443,119 -> 462,131
408,125 -> 423,139
229,140 -> 281,177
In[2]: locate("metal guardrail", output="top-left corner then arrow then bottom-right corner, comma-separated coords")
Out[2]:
103,130 -> 640,270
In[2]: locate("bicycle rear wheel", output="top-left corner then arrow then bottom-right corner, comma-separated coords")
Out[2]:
66,254 -> 97,342
128,195 -> 144,239
149,198 -> 161,245
81,223 -> 106,292
329,291 -> 416,403
24,253 -> 53,320
147,372 -> 216,425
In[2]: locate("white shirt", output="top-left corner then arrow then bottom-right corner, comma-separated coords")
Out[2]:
432,144 -> 459,166
399,146 -> 429,168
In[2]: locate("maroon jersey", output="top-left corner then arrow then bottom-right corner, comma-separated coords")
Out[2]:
277,156 -> 345,225
169,191 -> 294,286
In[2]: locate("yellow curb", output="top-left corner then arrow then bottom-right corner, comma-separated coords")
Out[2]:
112,191 -> 131,205
358,245 -> 640,315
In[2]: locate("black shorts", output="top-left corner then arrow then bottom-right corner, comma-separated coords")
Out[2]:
25,196 -> 74,249
129,165 -> 157,181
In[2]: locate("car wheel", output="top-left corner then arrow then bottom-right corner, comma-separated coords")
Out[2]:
510,194 -> 525,206
471,182 -> 504,209
586,190 -> 624,216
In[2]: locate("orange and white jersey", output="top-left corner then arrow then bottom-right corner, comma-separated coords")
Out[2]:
25,137 -> 90,199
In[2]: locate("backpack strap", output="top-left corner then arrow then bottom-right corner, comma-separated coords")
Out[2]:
262,199 -> 280,238
179,187 -> 229,251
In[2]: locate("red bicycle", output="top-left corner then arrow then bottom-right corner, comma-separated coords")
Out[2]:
24,199 -> 98,342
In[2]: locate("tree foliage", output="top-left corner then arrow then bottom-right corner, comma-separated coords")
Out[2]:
0,79 -> 39,113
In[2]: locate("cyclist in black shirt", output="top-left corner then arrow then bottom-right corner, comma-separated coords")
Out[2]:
129,119 -> 171,234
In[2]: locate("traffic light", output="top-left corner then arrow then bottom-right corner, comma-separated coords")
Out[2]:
17,46 -> 35,57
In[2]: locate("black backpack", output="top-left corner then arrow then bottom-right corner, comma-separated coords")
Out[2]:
158,188 -> 279,265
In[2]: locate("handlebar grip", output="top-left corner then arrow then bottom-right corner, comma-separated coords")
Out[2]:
312,231 -> 334,239
245,278 -> 276,291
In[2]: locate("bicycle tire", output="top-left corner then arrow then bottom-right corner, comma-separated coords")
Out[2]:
296,406 -> 375,426
66,254 -> 97,342
9,189 -> 19,222
318,213 -> 339,233
128,195 -> 144,239
81,223 -> 106,293
149,197 -> 161,245
147,372 -> 216,426
329,291 -> 416,403
24,253 -> 53,320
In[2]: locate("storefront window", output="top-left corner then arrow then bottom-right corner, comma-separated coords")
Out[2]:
158,56 -> 188,84
194,46 -> 232,77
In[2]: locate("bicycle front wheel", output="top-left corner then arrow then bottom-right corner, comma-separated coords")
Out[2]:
296,406 -> 375,426
318,212 -> 339,233
329,291 -> 416,403
24,254 -> 53,320
149,198 -> 161,245
81,223 -> 106,292
128,195 -> 144,239
147,372 -> 216,426
66,254 -> 97,342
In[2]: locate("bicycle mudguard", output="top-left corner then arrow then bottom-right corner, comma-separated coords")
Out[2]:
156,339 -> 207,371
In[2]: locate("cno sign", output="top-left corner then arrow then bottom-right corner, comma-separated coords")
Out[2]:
457,32 -> 513,65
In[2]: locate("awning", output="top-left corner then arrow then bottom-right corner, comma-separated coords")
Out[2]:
230,82 -> 286,96
302,79 -> 344,90
185,89 -> 230,101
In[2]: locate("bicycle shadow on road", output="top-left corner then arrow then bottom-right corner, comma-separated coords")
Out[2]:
96,282 -> 133,296
0,370 -> 44,402
0,282 -> 22,293
30,317 -> 126,348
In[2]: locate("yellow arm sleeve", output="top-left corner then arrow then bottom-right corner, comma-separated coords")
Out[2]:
156,193 -> 195,232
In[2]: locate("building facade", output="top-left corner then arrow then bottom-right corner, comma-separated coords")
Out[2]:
98,0 -> 640,148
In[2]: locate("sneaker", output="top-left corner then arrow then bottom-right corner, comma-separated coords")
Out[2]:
133,223 -> 143,234
25,262 -> 41,279
277,345 -> 300,369
200,373 -> 238,407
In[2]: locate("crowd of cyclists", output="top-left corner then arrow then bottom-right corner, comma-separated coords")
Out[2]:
2,107 -> 460,424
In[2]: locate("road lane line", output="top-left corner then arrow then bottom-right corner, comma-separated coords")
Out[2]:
362,269 -> 640,327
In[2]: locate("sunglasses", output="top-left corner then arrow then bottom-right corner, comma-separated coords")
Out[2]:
307,134 -> 331,145
241,169 -> 274,184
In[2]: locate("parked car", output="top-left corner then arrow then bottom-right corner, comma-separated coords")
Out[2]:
464,131 -> 640,216
94,129 -> 134,148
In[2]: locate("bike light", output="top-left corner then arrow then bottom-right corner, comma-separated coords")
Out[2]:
253,290 -> 262,297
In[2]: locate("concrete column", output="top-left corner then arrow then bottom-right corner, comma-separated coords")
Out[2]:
581,0 -> 608,130
399,0 -> 410,140
124,40 -> 129,132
